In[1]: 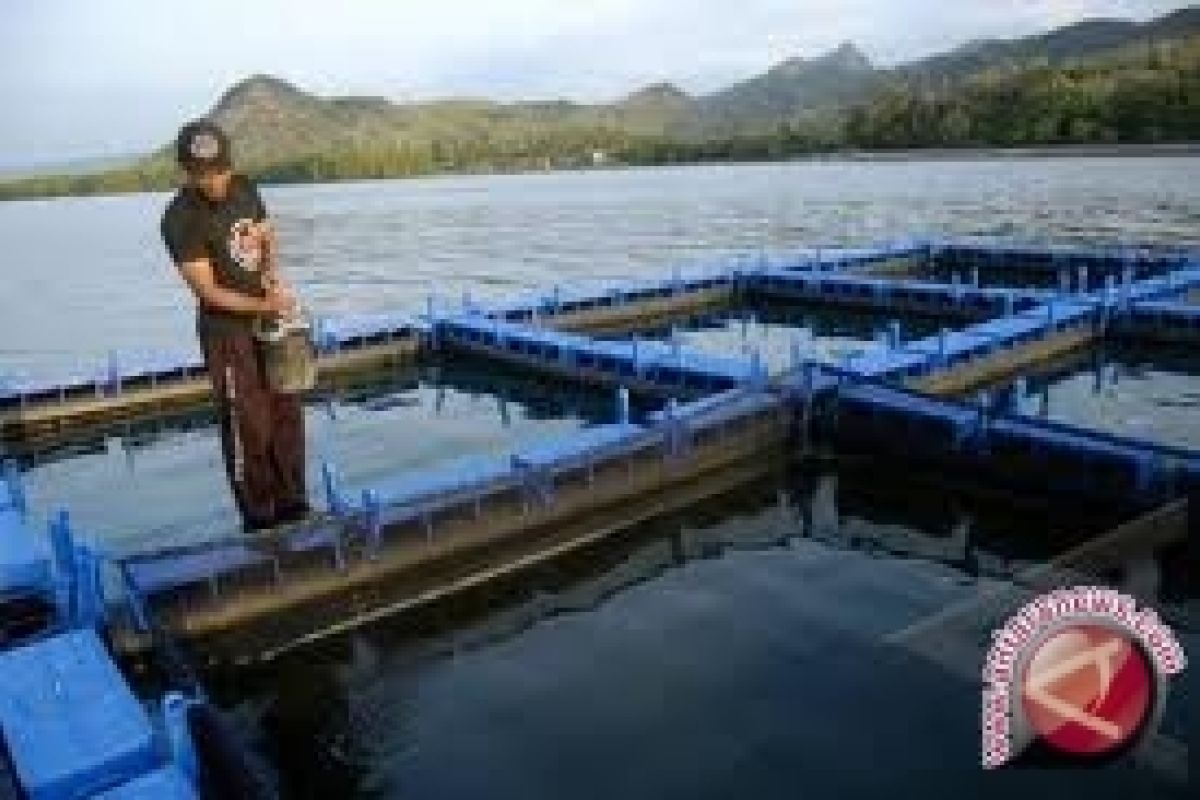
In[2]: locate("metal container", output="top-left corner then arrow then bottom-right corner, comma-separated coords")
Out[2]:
254,316 -> 317,394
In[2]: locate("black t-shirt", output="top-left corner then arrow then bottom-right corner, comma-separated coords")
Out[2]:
160,174 -> 269,338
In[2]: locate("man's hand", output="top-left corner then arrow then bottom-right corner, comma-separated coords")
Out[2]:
252,221 -> 299,317
263,281 -> 299,318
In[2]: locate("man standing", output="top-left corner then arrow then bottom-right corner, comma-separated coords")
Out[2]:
160,119 -> 310,532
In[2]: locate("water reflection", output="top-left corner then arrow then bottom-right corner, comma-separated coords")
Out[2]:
979,341 -> 1200,450
217,459 -> 1187,800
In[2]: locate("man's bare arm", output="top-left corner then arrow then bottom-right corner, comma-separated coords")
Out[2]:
177,257 -> 291,316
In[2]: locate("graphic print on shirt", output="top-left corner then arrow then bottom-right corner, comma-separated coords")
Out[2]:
228,218 -> 265,273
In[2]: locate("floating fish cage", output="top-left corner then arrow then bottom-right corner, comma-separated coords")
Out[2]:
2,237 -> 1197,798
595,297 -> 951,376
864,239 -> 1195,290
14,351 -> 663,557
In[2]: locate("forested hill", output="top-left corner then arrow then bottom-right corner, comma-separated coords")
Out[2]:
2,6 -> 1197,200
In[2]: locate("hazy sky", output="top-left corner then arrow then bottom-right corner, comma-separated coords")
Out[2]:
0,0 -> 1189,166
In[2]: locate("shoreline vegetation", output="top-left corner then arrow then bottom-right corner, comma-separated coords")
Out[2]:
3,22 -> 1197,203
3,143 -> 1198,204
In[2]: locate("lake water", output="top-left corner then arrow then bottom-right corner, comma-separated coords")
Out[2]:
983,341 -> 1200,450
222,463 -> 1188,800
1,157 -> 1198,381
1,158 -> 1196,798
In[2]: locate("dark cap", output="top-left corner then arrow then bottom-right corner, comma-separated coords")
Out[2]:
175,119 -> 232,171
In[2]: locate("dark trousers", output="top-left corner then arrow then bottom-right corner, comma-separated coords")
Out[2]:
202,332 -> 309,532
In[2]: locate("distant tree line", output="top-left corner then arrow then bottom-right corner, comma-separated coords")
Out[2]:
620,36 -> 1200,162
839,37 -> 1199,148
1,36 -> 1196,201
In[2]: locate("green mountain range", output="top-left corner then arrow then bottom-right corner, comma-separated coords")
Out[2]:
2,6 -> 1197,200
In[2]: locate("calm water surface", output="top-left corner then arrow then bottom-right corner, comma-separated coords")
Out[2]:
2,157 -> 1197,381
220,464 -> 1189,800
982,341 -> 1200,450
